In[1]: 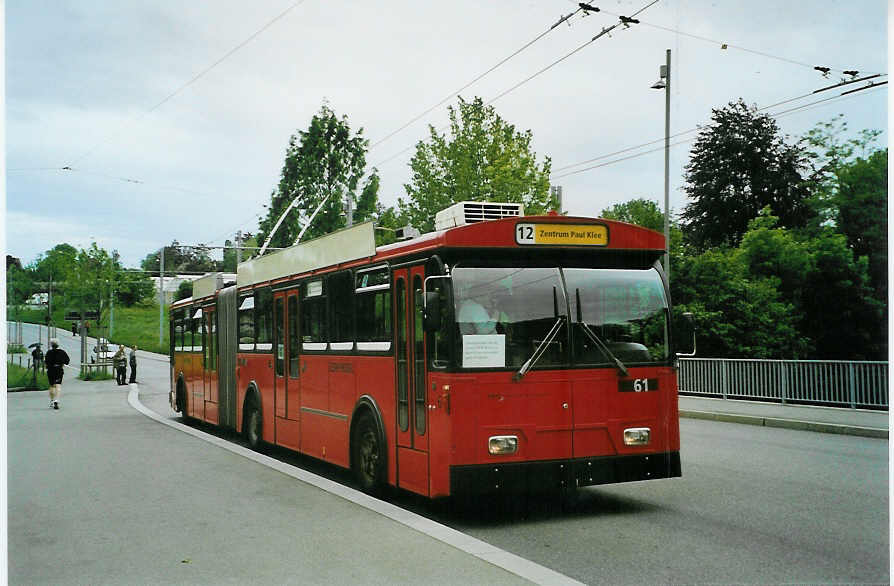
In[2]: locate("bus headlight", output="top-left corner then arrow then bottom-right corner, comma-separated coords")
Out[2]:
623,427 -> 651,446
488,435 -> 518,455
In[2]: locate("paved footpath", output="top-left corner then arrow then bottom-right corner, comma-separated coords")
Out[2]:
7,373 -> 577,585
679,395 -> 889,438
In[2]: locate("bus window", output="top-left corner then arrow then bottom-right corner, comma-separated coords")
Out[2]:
564,268 -> 669,365
192,308 -> 203,353
355,267 -> 390,352
452,267 -> 567,369
274,296 -> 284,376
256,288 -> 273,352
238,295 -> 255,351
329,272 -> 353,351
426,279 -> 449,368
413,276 -> 425,435
301,279 -> 327,351
396,278 -> 408,432
288,295 -> 300,377
173,309 -> 185,352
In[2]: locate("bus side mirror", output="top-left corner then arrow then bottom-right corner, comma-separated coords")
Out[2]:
676,312 -> 696,357
423,291 -> 441,331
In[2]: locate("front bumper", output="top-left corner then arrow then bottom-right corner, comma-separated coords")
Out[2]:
450,451 -> 681,495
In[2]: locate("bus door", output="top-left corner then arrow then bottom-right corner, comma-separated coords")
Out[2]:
273,291 -> 301,451
203,307 -> 219,425
191,308 -> 205,421
393,266 -> 430,496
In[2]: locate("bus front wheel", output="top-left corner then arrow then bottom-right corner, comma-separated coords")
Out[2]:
352,412 -> 383,494
244,401 -> 262,451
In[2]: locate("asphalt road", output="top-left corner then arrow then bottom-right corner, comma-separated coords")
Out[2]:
9,322 -> 890,584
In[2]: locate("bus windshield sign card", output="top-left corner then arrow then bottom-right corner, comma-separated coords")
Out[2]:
515,223 -> 608,246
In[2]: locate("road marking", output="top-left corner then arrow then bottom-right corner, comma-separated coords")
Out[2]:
127,387 -> 584,586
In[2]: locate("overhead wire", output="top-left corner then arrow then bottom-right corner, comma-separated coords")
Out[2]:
550,82 -> 887,180
66,0 -> 308,167
566,0 -> 884,76
369,0 -> 661,172
368,3 -> 589,150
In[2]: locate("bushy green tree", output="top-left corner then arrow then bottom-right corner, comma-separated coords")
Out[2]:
671,246 -> 810,358
836,149 -> 887,302
141,241 -> 218,274
399,96 -> 554,232
174,281 -> 193,302
115,269 -> 155,307
681,99 -> 812,250
256,102 -> 379,250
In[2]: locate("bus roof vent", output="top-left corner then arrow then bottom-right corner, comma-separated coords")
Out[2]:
434,201 -> 524,230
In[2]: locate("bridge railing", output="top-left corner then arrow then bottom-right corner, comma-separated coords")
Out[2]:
678,358 -> 888,409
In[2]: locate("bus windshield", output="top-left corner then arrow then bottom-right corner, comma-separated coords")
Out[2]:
452,267 -> 669,370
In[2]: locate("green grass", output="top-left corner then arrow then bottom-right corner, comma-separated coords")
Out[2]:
7,362 -> 49,390
9,300 -> 170,355
8,344 -> 26,354
79,369 -> 115,381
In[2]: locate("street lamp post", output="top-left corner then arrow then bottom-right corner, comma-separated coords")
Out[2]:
651,49 -> 671,279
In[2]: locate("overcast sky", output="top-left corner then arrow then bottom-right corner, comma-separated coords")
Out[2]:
6,0 -> 888,268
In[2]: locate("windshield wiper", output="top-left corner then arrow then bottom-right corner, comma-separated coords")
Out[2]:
513,316 -> 564,382
513,286 -> 565,382
576,288 -> 628,377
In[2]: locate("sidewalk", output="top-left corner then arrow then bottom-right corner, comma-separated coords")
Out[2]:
679,395 -> 889,439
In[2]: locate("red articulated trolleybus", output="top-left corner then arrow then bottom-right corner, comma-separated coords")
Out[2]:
170,201 -> 682,498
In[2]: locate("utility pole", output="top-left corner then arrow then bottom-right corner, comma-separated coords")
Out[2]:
109,284 -> 114,337
650,49 -> 671,279
235,231 -> 243,265
159,247 -> 165,345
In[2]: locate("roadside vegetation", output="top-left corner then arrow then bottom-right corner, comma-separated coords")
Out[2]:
7,362 -> 49,390
5,98 -> 887,361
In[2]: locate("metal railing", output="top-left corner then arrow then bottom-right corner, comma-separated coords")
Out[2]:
678,358 -> 888,409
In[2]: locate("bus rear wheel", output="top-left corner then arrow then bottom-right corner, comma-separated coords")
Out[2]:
244,401 -> 262,451
352,412 -> 383,494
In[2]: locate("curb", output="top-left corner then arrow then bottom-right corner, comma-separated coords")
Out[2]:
680,409 -> 888,439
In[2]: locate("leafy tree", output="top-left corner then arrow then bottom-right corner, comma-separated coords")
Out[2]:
256,102 -> 379,250
671,246 -> 810,358
222,232 -> 257,271
600,199 -> 665,232
6,264 -> 34,306
115,269 -> 155,307
175,281 -> 193,302
800,115 -> 882,229
681,99 -> 812,250
65,243 -> 120,319
141,241 -> 218,274
399,96 -> 554,233
801,231 -> 884,359
836,149 -> 887,301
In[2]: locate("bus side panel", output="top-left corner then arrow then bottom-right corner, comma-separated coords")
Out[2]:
299,354 -> 329,461
326,356 -> 355,469
238,353 -> 274,443
428,373 -> 452,498
187,352 -> 203,420
353,355 -> 396,486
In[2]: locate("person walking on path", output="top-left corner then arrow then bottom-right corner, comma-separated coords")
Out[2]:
44,339 -> 70,410
113,346 -> 127,386
128,345 -> 138,383
31,344 -> 43,371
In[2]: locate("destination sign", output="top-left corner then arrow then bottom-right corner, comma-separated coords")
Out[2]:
515,223 -> 608,246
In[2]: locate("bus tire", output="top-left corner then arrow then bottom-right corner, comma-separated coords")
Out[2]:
352,411 -> 383,495
244,399 -> 262,451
